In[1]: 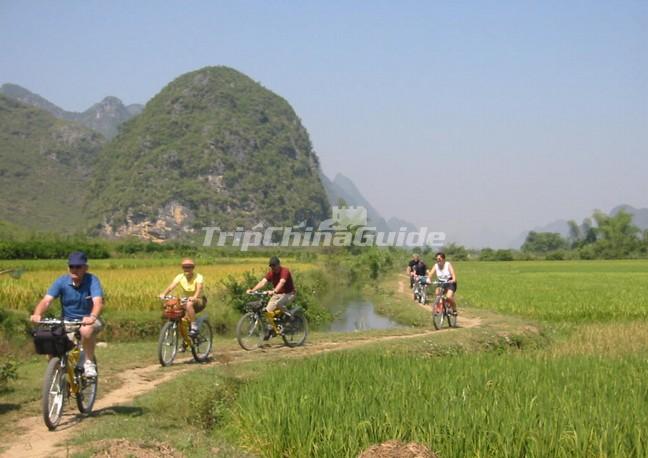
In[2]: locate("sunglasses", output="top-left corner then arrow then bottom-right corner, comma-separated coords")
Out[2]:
182,265 -> 195,269
68,265 -> 84,269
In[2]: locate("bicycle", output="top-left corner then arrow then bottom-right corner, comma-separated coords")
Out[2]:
157,296 -> 213,366
431,281 -> 458,330
412,275 -> 428,304
32,319 -> 98,430
236,291 -> 308,350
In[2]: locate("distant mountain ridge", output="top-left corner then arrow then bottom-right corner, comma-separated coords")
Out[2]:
0,83 -> 143,139
320,172 -> 417,233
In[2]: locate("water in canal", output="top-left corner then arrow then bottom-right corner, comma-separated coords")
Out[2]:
328,299 -> 400,332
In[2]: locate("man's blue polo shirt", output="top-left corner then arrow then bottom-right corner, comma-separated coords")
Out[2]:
47,273 -> 103,319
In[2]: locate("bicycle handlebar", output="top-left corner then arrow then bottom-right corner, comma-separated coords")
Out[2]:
35,319 -> 86,327
160,295 -> 189,303
247,291 -> 270,297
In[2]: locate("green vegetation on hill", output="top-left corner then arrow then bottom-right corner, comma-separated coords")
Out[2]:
0,94 -> 105,233
1,83 -> 140,140
88,66 -> 330,238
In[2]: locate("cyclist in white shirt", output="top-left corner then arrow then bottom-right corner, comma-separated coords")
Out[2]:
428,252 -> 458,314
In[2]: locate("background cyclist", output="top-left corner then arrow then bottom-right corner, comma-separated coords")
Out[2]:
428,252 -> 458,314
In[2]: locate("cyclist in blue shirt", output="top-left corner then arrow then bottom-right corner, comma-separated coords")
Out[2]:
30,252 -> 104,377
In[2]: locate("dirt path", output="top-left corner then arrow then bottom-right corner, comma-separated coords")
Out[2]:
2,286 -> 482,458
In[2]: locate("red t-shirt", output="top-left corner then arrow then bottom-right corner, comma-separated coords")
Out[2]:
265,267 -> 295,294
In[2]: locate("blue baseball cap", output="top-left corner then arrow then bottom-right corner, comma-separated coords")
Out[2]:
68,251 -> 88,266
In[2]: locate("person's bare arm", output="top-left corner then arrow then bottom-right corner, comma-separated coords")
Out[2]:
248,278 -> 268,293
270,278 -> 287,295
449,264 -> 457,283
191,282 -> 204,301
31,295 -> 54,322
160,279 -> 179,298
82,296 -> 104,325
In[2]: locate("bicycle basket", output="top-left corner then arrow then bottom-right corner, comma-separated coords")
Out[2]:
163,306 -> 185,320
32,325 -> 74,356
246,300 -> 264,312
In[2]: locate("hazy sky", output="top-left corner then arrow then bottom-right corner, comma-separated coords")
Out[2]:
2,1 -> 647,247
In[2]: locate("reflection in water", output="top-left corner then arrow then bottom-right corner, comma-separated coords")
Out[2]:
329,300 -> 400,332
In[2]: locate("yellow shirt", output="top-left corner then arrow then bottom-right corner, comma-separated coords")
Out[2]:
173,273 -> 204,297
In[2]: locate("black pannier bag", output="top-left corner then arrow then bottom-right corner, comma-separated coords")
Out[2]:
32,325 -> 74,356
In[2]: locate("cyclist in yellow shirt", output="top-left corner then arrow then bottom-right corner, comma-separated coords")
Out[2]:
159,258 -> 206,336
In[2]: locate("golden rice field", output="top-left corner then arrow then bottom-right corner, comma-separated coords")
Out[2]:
0,258 -> 316,314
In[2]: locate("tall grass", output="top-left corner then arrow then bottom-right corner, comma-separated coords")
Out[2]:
224,349 -> 648,457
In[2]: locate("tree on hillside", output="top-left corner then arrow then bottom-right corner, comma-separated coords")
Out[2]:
521,231 -> 568,253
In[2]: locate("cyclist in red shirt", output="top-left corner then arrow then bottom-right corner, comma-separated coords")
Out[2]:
247,256 -> 296,322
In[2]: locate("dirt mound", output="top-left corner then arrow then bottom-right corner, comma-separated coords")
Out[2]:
87,439 -> 182,457
359,440 -> 437,458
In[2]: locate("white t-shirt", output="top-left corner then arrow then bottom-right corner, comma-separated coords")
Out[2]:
433,262 -> 453,282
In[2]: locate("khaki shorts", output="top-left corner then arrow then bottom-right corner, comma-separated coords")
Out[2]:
185,296 -> 207,313
65,317 -> 104,335
266,292 -> 296,313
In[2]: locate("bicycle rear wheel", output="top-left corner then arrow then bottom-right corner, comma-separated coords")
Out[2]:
191,320 -> 213,362
42,357 -> 66,430
76,355 -> 98,413
282,313 -> 308,347
158,321 -> 178,366
236,312 -> 264,350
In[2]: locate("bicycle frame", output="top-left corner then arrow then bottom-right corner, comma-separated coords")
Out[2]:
158,296 -> 213,366
237,291 -> 308,350
35,319 -> 98,430
431,281 -> 457,330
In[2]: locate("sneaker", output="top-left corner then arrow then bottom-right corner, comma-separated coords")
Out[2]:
83,360 -> 97,378
189,327 -> 199,337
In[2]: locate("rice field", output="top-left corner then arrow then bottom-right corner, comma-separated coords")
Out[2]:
456,260 -> 648,322
34,258 -> 648,457
0,258 -> 316,314
223,348 -> 648,457
214,259 -> 648,457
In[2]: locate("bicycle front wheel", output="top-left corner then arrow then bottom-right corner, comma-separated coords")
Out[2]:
448,310 -> 458,328
191,320 -> 213,362
282,313 -> 308,348
236,312 -> 264,351
158,321 -> 178,366
76,356 -> 98,413
432,299 -> 445,330
42,357 -> 66,430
